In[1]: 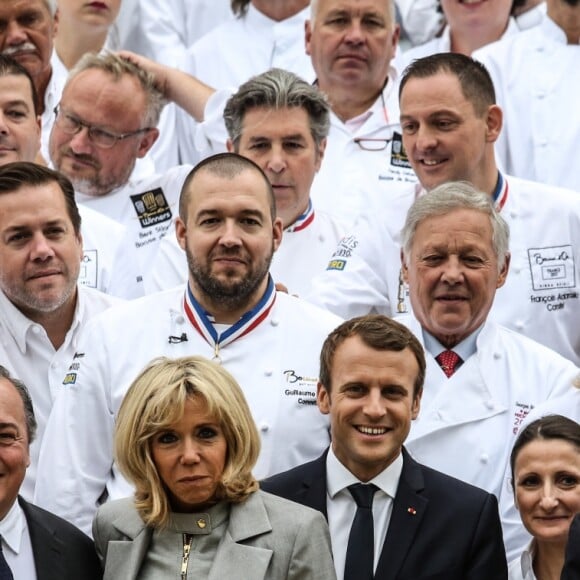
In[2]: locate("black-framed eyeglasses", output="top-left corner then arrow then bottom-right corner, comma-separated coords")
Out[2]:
353,138 -> 393,151
53,104 -> 152,149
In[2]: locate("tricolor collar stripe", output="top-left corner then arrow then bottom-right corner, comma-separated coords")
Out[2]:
492,173 -> 509,212
183,276 -> 277,348
286,199 -> 315,233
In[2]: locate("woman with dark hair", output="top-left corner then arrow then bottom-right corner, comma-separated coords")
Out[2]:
508,415 -> 580,579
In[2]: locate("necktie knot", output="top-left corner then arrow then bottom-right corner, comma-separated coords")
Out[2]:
435,350 -> 463,378
348,483 -> 378,509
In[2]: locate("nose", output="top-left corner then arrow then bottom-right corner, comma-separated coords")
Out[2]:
4,21 -> 28,46
179,439 -> 201,465
0,112 -> 9,135
218,219 -> 243,248
67,126 -> 93,154
344,19 -> 365,45
363,390 -> 386,420
30,233 -> 56,261
539,482 -> 559,511
414,125 -> 437,152
266,145 -> 287,175
440,256 -> 464,285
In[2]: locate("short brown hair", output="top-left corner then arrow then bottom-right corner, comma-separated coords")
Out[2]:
0,162 -> 81,235
319,315 -> 426,398
115,356 -> 261,528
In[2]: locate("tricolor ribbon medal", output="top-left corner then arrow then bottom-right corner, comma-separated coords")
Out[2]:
183,276 -> 277,362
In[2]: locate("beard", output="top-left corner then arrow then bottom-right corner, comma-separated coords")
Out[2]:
186,243 -> 274,314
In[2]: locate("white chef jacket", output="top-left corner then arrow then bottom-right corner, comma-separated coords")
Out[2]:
396,0 -> 443,47
178,3 -> 314,165
34,286 -> 342,535
140,0 -> 233,67
473,16 -> 580,193
308,174 -> 580,365
0,286 -> 121,501
76,165 -> 192,293
397,315 -> 579,558
401,18 -> 520,67
149,204 -> 345,297
78,205 -> 144,299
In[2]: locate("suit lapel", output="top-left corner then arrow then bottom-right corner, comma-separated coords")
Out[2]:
209,492 -> 273,580
374,450 -> 429,580
294,454 -> 328,518
20,498 -> 67,580
103,507 -> 152,580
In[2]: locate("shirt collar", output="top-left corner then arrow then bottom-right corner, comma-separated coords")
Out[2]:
542,13 -> 570,44
0,500 -> 26,555
520,539 -> 536,578
422,325 -> 483,362
326,446 -> 403,499
0,287 -> 82,354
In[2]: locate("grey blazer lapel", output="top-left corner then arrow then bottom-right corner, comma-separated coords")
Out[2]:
103,509 -> 151,580
20,498 -> 67,580
374,450 -> 428,580
209,493 -> 273,580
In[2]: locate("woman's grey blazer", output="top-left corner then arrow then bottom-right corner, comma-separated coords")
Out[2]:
92,489 -> 337,580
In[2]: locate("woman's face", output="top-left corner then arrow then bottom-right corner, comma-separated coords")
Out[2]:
151,396 -> 227,512
514,438 -> 580,545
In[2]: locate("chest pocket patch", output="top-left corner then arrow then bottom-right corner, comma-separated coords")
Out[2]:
390,131 -> 411,169
130,187 -> 172,228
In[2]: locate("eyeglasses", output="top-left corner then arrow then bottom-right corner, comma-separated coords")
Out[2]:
53,105 -> 151,149
354,138 -> 393,151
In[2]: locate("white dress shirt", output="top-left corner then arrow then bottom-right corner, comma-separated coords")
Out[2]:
508,540 -> 537,579
326,447 -> 403,580
0,501 -> 37,580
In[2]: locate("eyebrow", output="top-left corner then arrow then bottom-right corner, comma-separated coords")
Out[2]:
196,208 -> 266,220
3,99 -> 32,109
0,422 -> 19,430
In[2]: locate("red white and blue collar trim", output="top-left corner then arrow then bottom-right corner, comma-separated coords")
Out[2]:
183,276 -> 277,352
285,199 -> 315,233
492,172 -> 509,212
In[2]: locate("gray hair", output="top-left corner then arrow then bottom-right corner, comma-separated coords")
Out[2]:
310,0 -> 396,25
223,68 -> 330,150
43,0 -> 57,16
66,52 -> 167,128
401,181 -> 510,271
0,366 -> 37,444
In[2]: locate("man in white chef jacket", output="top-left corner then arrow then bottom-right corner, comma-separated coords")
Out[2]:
396,181 -> 579,559
308,52 -> 580,367
34,153 -> 343,536
473,0 -> 580,192
150,68 -> 345,297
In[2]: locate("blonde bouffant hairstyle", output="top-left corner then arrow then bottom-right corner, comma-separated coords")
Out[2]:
115,356 -> 260,528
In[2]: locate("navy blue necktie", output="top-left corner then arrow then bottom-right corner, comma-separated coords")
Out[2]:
344,483 -> 378,580
0,537 -> 14,580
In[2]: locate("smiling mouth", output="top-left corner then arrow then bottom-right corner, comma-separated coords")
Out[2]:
356,426 -> 389,436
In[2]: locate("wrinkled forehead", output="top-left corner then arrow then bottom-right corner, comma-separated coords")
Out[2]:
313,0 -> 394,21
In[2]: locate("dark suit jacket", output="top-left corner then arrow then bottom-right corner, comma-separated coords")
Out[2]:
561,513 -> 580,580
19,497 -> 102,580
262,448 -> 508,580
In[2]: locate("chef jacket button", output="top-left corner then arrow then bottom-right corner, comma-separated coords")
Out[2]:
264,369 -> 273,377
270,318 -> 279,327
514,267 -> 521,274
175,315 -> 185,324
516,321 -> 524,330
31,325 -> 41,335
493,352 -> 501,360
485,400 -> 495,410
480,453 -> 489,464
51,362 -> 59,370
318,234 -> 325,243
260,423 -> 270,432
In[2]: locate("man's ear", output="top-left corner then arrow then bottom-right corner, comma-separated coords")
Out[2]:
226,139 -> 235,153
401,249 -> 409,283
317,381 -> 331,415
305,20 -> 313,56
175,217 -> 187,251
485,104 -> 503,145
136,128 -> 159,158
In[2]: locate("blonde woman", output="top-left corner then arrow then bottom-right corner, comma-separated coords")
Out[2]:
92,356 -> 336,579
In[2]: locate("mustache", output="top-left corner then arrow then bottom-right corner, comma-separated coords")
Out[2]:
1,42 -> 37,56
62,148 -> 101,168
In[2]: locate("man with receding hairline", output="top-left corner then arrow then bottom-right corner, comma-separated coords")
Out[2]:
35,152 -> 343,536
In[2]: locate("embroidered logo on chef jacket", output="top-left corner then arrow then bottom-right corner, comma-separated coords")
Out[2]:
284,370 -> 318,405
390,132 -> 412,169
78,249 -> 98,288
326,235 -> 359,271
130,187 -> 172,228
512,401 -> 534,435
528,245 -> 575,290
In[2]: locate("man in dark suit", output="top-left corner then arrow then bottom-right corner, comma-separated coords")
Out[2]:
562,514 -> 580,580
262,314 -> 508,580
0,365 -> 101,579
